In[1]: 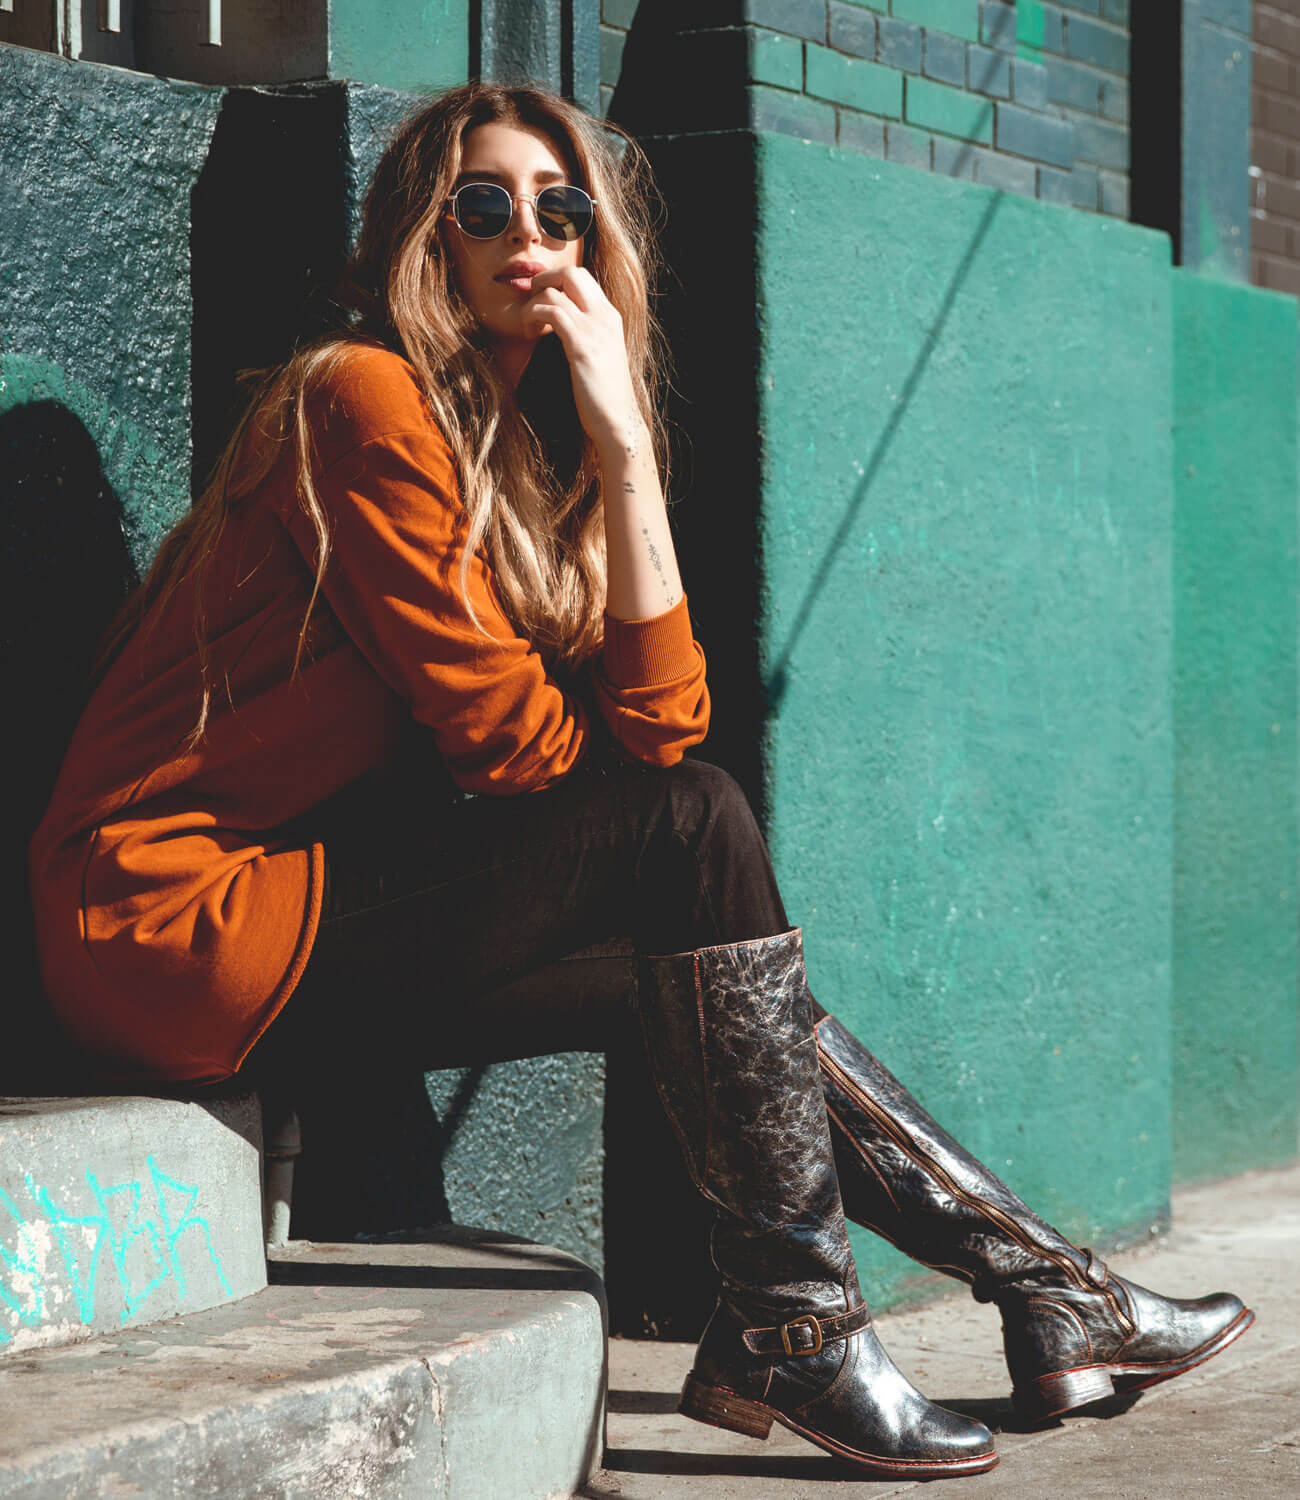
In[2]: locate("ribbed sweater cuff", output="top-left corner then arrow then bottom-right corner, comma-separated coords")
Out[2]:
601,594 -> 698,688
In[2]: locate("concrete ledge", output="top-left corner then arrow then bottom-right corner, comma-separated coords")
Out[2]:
0,1094 -> 265,1353
0,1231 -> 607,1500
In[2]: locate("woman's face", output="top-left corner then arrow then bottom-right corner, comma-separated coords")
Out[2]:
442,120 -> 585,359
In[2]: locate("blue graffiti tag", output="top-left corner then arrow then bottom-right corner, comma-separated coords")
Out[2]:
0,1159 -> 232,1344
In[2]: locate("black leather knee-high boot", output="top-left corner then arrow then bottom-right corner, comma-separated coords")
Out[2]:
636,928 -> 998,1477
814,1012 -> 1254,1422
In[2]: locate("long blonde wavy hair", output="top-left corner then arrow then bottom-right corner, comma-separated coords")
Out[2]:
104,82 -> 669,739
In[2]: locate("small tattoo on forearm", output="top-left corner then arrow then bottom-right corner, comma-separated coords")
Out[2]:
623,481 -> 635,493
642,524 -> 672,600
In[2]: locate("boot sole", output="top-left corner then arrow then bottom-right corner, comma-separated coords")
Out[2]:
1014,1305 -> 1256,1422
679,1373 -> 999,1478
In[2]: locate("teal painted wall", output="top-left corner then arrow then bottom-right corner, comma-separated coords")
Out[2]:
754,133 -> 1175,1302
426,1055 -> 606,1272
1171,270 -> 1300,1182
330,0 -> 469,93
649,123 -> 1299,1311
0,45 -> 222,568
652,127 -> 1177,1308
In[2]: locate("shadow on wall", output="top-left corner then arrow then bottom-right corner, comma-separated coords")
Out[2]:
0,401 -> 137,1091
191,83 -> 465,1235
608,1 -> 725,136
189,85 -> 352,491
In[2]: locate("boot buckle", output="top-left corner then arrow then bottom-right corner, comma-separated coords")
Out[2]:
779,1315 -> 823,1356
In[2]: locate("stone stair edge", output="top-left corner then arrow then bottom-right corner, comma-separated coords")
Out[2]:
1,1090 -> 266,1356
0,1234 -> 608,1500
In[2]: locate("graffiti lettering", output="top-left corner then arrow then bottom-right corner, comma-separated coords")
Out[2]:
0,1156 -> 232,1346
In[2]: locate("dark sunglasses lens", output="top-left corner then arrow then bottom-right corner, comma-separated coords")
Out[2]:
455,183 -> 513,238
536,186 -> 594,242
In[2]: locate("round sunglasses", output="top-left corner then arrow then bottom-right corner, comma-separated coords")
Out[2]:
447,181 -> 598,243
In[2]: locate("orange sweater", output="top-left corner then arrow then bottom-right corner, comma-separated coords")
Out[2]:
28,346 -> 710,1084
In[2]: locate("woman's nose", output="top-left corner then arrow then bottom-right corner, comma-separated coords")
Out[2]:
508,196 -> 543,242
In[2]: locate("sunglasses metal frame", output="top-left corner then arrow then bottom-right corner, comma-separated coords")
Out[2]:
445,181 -> 599,241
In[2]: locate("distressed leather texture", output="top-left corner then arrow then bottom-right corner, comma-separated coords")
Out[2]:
816,1012 -> 1250,1403
637,929 -> 995,1466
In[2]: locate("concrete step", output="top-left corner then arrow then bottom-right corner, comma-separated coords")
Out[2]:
0,1229 -> 607,1500
1,1093 -> 266,1353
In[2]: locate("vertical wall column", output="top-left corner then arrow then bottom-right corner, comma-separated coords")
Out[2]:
475,0 -> 600,111
1132,0 -> 1252,278
1171,270 -> 1300,1183
1251,1 -> 1300,298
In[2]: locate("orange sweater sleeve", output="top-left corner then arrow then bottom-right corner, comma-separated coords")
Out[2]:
278,349 -> 709,792
590,600 -> 711,767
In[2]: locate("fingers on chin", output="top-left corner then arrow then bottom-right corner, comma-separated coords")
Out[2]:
531,303 -> 572,327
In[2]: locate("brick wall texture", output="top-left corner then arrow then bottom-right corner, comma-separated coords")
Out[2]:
1253,1 -> 1300,298
601,1 -> 1131,216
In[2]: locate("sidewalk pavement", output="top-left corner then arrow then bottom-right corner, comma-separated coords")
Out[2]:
584,1160 -> 1300,1498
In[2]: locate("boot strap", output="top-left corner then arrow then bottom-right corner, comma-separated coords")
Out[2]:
742,1302 -> 872,1357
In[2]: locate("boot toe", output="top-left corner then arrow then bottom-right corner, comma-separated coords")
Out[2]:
1117,1276 -> 1252,1363
922,1404 -> 997,1461
1109,1277 -> 1253,1390
786,1327 -> 999,1473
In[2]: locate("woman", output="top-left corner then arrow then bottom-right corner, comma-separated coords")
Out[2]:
29,83 -> 1252,1479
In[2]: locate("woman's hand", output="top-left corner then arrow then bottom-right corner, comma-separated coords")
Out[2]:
526,266 -> 683,618
524,267 -> 648,463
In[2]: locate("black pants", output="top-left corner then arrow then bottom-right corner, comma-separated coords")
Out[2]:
254,748 -> 796,1080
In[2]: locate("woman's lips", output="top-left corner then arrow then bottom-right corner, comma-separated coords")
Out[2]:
496,262 -> 544,294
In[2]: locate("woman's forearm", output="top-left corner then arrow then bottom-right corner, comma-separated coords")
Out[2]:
600,427 -> 684,621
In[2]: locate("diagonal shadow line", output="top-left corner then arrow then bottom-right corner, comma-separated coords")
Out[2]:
927,51 -> 1010,185
434,1063 -> 489,1145
764,187 -> 1005,711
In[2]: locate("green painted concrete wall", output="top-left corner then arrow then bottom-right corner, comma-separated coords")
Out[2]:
0,45 -> 222,571
647,127 -> 1178,1309
330,0 -> 469,94
1171,270 -> 1300,1182
426,1055 -> 606,1272
752,132 -> 1175,1302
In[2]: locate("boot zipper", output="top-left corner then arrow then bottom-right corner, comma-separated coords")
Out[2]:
818,1048 -> 1135,1335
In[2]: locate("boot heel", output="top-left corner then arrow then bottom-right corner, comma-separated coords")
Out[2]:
679,1373 -> 774,1439
1016,1364 -> 1116,1421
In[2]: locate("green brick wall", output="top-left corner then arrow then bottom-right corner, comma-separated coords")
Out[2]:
906,73 -> 994,139
806,44 -> 905,115
605,2 -> 1133,216
892,0 -> 981,43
